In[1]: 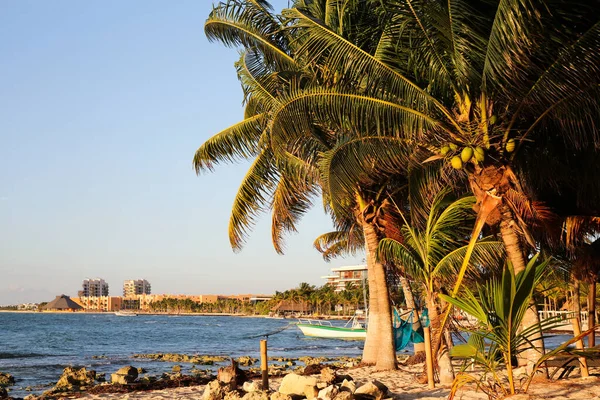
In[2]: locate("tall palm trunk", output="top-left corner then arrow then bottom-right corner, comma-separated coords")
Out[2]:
362,228 -> 381,365
499,204 -> 546,370
588,280 -> 596,347
363,222 -> 396,370
426,293 -> 454,384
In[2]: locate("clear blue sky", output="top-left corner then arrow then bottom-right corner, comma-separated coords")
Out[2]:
0,0 -> 362,305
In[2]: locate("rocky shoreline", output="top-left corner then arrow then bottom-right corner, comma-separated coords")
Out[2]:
0,354 -> 363,400
3,357 -> 600,400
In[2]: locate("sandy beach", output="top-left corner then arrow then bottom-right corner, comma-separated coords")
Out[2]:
76,364 -> 600,400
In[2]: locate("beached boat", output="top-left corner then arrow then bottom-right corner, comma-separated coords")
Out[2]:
296,312 -> 367,340
114,311 -> 138,317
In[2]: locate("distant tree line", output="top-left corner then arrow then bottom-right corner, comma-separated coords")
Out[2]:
146,281 -> 381,316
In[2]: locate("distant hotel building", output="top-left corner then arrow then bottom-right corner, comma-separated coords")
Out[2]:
81,278 -> 109,297
123,279 -> 151,296
74,293 -> 272,312
322,265 -> 367,292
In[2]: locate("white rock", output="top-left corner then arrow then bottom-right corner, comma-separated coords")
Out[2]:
242,391 -> 269,400
243,381 -> 261,393
204,380 -> 226,400
318,384 -> 338,400
278,373 -> 318,396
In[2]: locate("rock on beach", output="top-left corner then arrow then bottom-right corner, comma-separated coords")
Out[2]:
111,365 -> 138,385
0,373 -> 14,387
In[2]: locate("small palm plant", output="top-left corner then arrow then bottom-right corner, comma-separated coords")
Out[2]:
441,255 -> 591,398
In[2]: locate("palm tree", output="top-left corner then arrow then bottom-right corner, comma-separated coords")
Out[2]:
198,0 -> 404,370
378,190 -> 504,383
271,0 -> 600,367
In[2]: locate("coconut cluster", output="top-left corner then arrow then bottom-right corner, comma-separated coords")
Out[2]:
440,139 -> 516,170
440,144 -> 485,170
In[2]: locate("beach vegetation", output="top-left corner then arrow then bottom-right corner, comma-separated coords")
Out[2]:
378,189 -> 504,383
442,255 -> 599,398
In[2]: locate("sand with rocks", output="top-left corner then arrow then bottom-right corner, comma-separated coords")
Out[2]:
75,363 -> 600,400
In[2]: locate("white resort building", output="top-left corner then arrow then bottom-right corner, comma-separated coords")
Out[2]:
322,265 -> 367,292
123,279 -> 152,296
81,278 -> 109,297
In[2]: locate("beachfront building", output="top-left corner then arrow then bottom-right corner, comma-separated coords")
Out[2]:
42,295 -> 83,312
123,279 -> 151,296
81,278 -> 109,297
73,292 -> 272,312
77,296 -> 122,312
272,300 -> 311,315
322,265 -> 368,292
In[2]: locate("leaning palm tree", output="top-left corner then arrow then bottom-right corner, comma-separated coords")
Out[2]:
272,0 -> 600,367
197,0 -> 400,370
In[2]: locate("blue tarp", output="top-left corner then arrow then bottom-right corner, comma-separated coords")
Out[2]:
393,308 -> 426,351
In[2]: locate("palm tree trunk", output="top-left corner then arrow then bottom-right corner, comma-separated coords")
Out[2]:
362,222 -> 396,370
499,204 -> 546,371
573,278 -> 582,327
425,292 -> 454,384
588,280 -> 596,347
362,226 -> 380,365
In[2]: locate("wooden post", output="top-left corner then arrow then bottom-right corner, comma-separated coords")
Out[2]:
260,339 -> 269,390
572,316 -> 589,378
423,327 -> 435,389
588,281 -> 596,348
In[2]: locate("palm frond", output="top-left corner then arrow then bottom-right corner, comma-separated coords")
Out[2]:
269,88 -> 448,151
434,240 -> 505,281
318,136 -> 416,217
378,238 -> 426,283
270,166 -> 320,254
194,114 -> 266,172
205,1 -> 294,67
506,20 -> 600,142
481,0 -> 543,93
563,215 -> 600,250
236,50 -> 280,111
228,149 -> 279,251
281,7 -> 462,131
314,228 -> 364,261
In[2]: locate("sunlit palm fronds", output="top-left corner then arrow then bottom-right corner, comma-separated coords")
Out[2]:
193,114 -> 266,172
228,149 -> 279,251
313,228 -> 364,261
205,0 -> 294,68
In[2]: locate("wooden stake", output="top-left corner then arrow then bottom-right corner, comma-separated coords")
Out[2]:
423,327 -> 435,389
572,316 -> 589,378
588,281 -> 596,348
260,339 -> 269,390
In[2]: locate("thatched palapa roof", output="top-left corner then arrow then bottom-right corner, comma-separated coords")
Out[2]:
272,300 -> 310,313
43,295 -> 83,311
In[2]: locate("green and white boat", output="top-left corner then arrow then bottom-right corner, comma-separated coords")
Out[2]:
296,312 -> 367,340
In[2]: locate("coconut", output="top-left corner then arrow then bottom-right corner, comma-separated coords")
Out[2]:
451,156 -> 463,170
461,147 -> 474,163
449,143 -> 458,151
505,139 -> 516,153
440,146 -> 450,155
489,115 -> 497,125
474,147 -> 485,162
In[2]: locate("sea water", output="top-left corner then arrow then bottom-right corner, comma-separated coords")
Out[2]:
0,313 -> 586,398
0,313 -> 362,397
